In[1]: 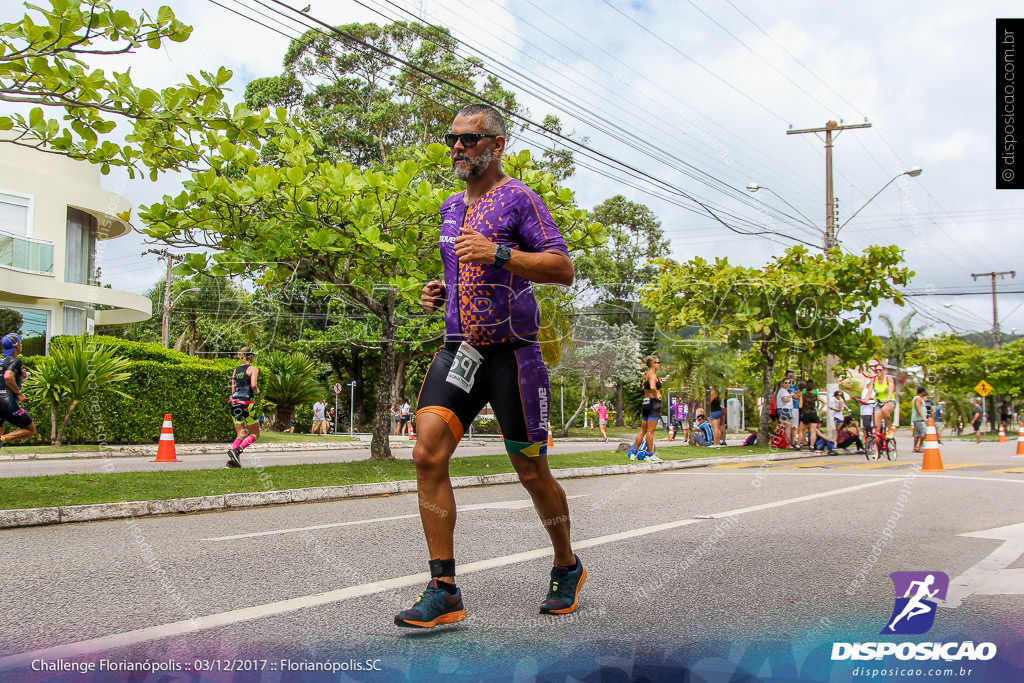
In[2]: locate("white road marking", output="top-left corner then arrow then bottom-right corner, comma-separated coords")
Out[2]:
0,478 -> 901,668
201,496 -> 588,542
944,522 -> 1024,608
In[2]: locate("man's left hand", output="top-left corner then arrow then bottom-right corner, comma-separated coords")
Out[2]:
454,226 -> 497,265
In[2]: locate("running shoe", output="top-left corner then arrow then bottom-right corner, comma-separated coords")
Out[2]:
627,446 -> 638,460
226,448 -> 242,468
646,454 -> 664,463
394,580 -> 467,628
540,555 -> 587,614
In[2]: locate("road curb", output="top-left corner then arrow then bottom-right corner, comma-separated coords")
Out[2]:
0,449 -> 825,530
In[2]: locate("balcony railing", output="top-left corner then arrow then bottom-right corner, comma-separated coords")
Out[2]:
0,229 -> 54,274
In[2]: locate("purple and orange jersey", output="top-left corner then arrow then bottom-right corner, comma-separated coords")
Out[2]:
438,178 -> 568,346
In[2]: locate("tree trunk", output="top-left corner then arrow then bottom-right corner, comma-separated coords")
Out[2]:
369,298 -> 397,461
275,405 -> 294,430
615,381 -> 624,426
757,341 -> 777,446
393,355 -> 408,403
563,381 -> 587,437
55,398 -> 80,447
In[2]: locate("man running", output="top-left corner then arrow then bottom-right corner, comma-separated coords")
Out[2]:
0,334 -> 35,447
226,347 -> 259,468
395,104 -> 583,629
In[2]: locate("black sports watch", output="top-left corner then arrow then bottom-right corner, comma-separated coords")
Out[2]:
494,244 -> 511,268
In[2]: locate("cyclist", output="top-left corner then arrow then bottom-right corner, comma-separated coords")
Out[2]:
226,347 -> 259,468
867,358 -> 897,455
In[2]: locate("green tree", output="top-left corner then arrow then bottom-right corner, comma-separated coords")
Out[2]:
140,134 -> 603,459
259,350 -> 323,428
23,336 -> 131,445
0,0 -> 255,179
0,308 -> 23,337
879,311 -> 928,392
245,21 -> 519,168
642,245 -> 913,445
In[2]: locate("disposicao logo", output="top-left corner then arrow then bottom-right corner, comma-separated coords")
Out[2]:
881,571 -> 948,635
831,570 -> 997,662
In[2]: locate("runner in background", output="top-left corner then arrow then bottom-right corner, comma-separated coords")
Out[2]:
226,348 -> 259,468
0,334 -> 35,447
594,399 -> 609,442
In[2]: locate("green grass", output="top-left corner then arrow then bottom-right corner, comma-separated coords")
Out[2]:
0,443 -> 773,510
0,431 -> 358,455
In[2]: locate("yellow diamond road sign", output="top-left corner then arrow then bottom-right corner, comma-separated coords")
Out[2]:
975,380 -> 994,397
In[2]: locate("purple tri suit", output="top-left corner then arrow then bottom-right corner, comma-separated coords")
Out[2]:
417,178 -> 568,457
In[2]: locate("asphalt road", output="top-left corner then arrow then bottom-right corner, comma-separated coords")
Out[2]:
0,436 -> 1022,681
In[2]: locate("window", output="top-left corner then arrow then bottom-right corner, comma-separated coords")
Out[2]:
65,208 -> 96,285
0,191 -> 30,237
62,305 -> 87,336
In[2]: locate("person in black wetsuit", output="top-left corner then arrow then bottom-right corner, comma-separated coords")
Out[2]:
0,334 -> 35,447
226,347 -> 259,468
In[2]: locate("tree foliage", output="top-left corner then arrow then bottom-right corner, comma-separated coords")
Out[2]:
642,245 -> 913,444
23,335 -> 131,445
244,21 -> 518,168
0,0 -> 253,178
259,350 -> 323,428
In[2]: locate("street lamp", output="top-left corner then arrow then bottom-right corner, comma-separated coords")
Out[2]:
348,380 -> 357,436
834,167 -> 923,241
745,182 -> 818,229
745,167 -> 922,249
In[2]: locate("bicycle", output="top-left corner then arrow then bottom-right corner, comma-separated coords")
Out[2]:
865,414 -> 897,461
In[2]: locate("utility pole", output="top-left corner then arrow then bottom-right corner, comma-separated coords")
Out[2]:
971,270 -> 1017,349
787,120 -> 872,251
786,120 -> 872,406
144,249 -> 183,348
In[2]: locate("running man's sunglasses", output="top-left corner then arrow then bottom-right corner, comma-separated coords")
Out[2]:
444,132 -> 498,148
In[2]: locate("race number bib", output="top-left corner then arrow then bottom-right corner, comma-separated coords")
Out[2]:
445,342 -> 484,393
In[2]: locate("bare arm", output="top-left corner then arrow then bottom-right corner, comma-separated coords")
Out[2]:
250,366 -> 259,394
4,370 -> 19,395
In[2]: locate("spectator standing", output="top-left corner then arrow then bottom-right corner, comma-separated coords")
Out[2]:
776,379 -> 794,446
934,400 -> 945,443
708,387 -> 725,447
400,397 -> 412,436
312,399 -> 326,435
594,399 -> 609,442
828,391 -> 846,433
858,386 -> 875,438
911,387 -> 928,453
971,397 -> 983,444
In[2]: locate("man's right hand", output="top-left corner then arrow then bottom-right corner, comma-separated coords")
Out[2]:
421,280 -> 446,312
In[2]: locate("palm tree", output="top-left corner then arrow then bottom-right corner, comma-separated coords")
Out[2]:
23,336 -> 132,445
259,350 -> 323,428
879,312 -> 929,390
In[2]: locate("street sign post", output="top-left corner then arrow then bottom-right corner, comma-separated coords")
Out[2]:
332,383 -> 343,434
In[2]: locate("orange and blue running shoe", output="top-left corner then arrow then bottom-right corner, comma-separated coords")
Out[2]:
539,555 -> 587,614
394,580 -> 467,628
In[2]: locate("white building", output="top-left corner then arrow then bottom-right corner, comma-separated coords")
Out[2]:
0,143 -> 151,354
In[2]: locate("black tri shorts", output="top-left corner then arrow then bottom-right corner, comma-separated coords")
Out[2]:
229,400 -> 256,424
0,395 -> 33,429
641,397 -> 662,421
417,341 -> 551,458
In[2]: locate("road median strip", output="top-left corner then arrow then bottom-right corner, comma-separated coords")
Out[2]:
0,448 -> 824,529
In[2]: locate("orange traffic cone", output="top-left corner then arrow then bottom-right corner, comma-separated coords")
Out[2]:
921,417 -> 944,472
408,424 -> 416,441
998,424 -> 1007,443
1015,422 -> 1024,456
547,427 -> 554,449
499,433 -> 504,442
668,424 -> 675,442
151,414 -> 180,462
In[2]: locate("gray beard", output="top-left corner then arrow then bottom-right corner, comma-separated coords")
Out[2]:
452,147 -> 499,181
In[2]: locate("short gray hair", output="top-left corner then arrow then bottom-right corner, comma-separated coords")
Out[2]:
455,103 -> 506,137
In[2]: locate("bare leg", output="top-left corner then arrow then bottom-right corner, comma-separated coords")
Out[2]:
508,453 -> 574,566
410,413 -> 459,583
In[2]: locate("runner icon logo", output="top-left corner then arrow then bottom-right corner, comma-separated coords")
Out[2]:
881,571 -> 949,635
